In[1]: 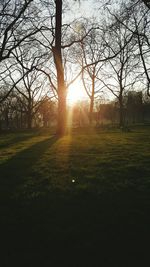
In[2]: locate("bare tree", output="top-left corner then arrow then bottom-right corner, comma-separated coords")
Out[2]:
133,9 -> 150,96
7,52 -> 49,129
0,0 -> 34,62
104,0 -> 150,97
98,20 -> 138,127
80,27 -> 106,125
0,0 -> 45,103
142,0 -> 150,9
34,1 -> 100,135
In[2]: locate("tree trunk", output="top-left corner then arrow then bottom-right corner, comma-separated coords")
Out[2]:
89,73 -> 95,125
89,96 -> 94,125
119,96 -> 124,127
27,111 -> 32,129
27,100 -> 32,129
20,109 -> 23,129
53,0 -> 67,136
5,110 -> 9,129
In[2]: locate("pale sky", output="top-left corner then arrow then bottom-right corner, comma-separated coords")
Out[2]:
65,0 -> 100,21
64,0 -> 117,104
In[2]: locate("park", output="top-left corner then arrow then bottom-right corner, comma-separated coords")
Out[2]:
1,0 -> 150,266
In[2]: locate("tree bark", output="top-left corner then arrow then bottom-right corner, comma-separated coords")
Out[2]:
119,95 -> 124,127
27,99 -> 32,129
89,72 -> 95,125
53,0 -> 67,136
27,111 -> 32,129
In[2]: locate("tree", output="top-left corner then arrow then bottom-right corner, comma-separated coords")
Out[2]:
98,20 -> 138,127
38,97 -> 57,127
0,0 -> 33,62
7,52 -> 49,129
142,0 -> 150,9
53,0 -> 67,135
133,8 -> 150,96
36,1 -> 98,135
80,27 -> 105,125
105,0 -> 150,98
0,0 -> 44,103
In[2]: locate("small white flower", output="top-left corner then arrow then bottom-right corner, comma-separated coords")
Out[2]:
72,179 -> 75,183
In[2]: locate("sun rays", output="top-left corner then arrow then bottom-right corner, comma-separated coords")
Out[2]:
67,79 -> 86,106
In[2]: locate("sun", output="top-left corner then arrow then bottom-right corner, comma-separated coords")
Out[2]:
67,80 -> 85,106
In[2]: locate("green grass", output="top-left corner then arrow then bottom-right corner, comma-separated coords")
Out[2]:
0,127 -> 150,266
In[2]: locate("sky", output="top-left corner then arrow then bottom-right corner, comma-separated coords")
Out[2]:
65,0 -> 119,105
65,0 -> 101,22
64,0 -> 108,104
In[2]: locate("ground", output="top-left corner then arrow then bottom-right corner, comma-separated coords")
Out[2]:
0,126 -> 150,266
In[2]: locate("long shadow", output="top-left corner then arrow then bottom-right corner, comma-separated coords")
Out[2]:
0,135 -> 58,260
0,135 -> 58,199
0,132 -> 38,149
0,133 -> 150,266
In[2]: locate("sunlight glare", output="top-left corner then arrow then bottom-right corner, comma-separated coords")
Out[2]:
67,80 -> 85,106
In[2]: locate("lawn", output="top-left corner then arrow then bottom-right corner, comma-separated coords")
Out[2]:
0,126 -> 150,266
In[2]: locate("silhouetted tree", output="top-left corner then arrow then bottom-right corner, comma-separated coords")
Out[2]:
98,19 -> 138,127
80,27 -> 105,125
0,0 -> 44,103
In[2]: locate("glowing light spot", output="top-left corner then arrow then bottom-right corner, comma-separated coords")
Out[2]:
67,80 -> 85,106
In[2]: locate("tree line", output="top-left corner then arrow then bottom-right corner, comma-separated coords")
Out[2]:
0,0 -> 150,134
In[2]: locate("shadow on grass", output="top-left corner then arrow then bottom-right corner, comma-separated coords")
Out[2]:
0,132 -> 38,149
0,135 -> 58,199
0,133 -> 150,266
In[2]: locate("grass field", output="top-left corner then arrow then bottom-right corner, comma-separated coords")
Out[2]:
0,126 -> 150,266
